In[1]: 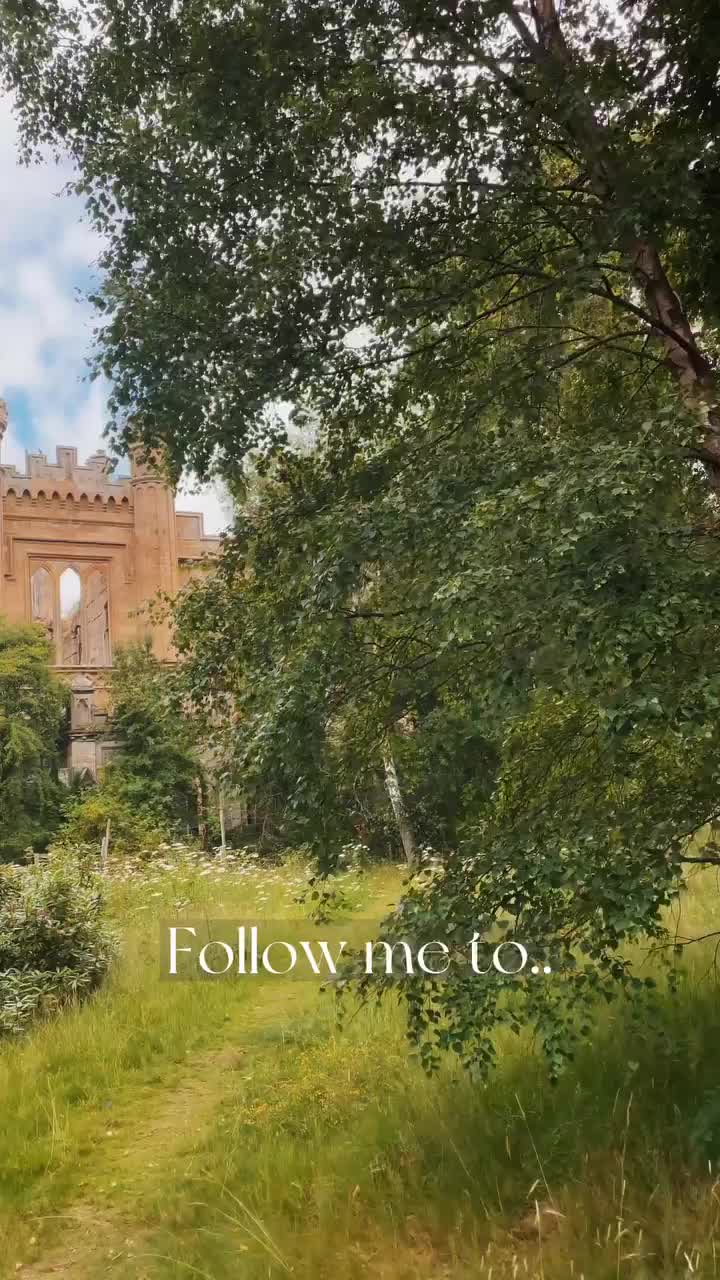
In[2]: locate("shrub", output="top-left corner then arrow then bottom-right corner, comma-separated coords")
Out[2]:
104,643 -> 200,832
0,856 -> 117,1037
55,785 -> 170,856
0,968 -> 97,1037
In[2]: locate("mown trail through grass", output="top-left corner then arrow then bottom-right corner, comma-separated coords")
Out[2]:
0,857 -> 404,1278
15,982 -> 317,1279
4,856 -> 720,1279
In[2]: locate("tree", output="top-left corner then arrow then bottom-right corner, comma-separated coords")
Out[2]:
103,642 -> 200,832
5,0 -> 720,1072
0,618 -> 66,862
1,0 -> 719,480
171,307 -> 720,1074
171,447 -> 504,867
57,643 -> 206,851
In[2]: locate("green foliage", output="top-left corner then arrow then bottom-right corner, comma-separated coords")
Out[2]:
389,701 -> 499,850
54,786 -> 169,857
0,617 -> 67,862
0,855 -> 117,1036
102,642 -> 199,833
53,643 -> 200,854
173,340 -> 720,1075
3,860 -> 720,1278
689,1090 -> 720,1165
5,0 -> 720,1074
298,878 -> 354,926
1,0 -> 718,477
0,968 -> 96,1038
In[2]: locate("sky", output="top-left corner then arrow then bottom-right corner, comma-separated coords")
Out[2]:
0,94 -> 229,535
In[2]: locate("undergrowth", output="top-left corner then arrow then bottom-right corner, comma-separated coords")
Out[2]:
0,854 -> 719,1278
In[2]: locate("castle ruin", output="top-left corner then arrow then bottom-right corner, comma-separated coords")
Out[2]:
0,401 -> 221,775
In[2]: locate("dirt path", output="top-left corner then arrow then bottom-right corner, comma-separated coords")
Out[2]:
11,985 -> 306,1280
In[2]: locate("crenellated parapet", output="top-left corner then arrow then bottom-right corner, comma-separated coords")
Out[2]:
1,446 -> 133,507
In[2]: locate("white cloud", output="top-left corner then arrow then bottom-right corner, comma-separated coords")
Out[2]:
176,478 -> 233,536
4,421 -> 28,472
0,98 -> 74,252
0,91 -> 223,536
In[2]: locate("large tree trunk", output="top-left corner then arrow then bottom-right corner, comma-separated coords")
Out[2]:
382,750 -> 417,868
513,0 -> 720,483
628,242 -> 720,461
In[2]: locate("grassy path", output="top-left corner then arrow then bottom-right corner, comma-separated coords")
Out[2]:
4,860 -> 720,1279
0,861 -> 411,1279
16,982 -> 310,1279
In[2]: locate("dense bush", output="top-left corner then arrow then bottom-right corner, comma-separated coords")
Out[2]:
0,856 -> 117,1036
104,643 -> 201,832
56,783 -> 170,856
0,618 -> 67,862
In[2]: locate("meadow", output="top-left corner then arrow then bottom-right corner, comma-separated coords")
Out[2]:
2,853 -> 720,1280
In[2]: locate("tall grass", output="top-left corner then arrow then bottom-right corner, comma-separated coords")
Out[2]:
2,856 -> 720,1278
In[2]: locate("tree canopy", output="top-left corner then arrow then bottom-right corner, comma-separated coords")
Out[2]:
5,0 -> 720,1072
2,0 -> 720,477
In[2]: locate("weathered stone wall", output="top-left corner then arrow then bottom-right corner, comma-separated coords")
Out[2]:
0,422 -> 221,776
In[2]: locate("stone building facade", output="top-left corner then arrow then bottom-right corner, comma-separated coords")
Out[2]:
0,402 -> 221,775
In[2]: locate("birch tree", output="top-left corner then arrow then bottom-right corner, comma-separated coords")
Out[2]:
5,0 -> 720,1072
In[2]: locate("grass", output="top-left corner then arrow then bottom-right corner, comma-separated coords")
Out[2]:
2,853 -> 720,1278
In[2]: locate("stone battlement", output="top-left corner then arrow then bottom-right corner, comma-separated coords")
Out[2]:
1,446 -> 131,503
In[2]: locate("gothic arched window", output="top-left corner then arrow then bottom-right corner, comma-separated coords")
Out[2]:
29,562 -> 112,666
59,567 -> 83,665
85,569 -> 111,666
31,567 -> 54,642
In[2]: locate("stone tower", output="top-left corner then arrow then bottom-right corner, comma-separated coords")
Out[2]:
130,449 -> 180,657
